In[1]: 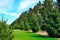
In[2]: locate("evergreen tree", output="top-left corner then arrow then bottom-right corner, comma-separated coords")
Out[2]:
0,16 -> 13,40
19,13 -> 25,30
20,21 -> 24,30
57,0 -> 60,11
42,0 -> 60,37
22,11 -> 30,30
11,18 -> 20,29
13,22 -> 19,29
41,0 -> 53,31
33,1 -> 42,30
29,12 -> 39,32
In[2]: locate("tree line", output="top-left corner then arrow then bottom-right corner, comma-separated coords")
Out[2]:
11,0 -> 60,38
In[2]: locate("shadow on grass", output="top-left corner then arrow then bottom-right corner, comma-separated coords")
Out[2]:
26,32 -> 33,33
31,34 -> 48,38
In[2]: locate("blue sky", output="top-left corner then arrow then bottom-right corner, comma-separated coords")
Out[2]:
0,0 -> 57,24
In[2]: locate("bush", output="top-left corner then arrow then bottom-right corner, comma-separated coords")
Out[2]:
0,19 -> 13,40
24,22 -> 30,31
31,22 -> 39,32
31,26 -> 39,32
42,12 -> 60,37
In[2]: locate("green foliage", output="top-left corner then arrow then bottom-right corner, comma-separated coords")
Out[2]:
24,22 -> 30,30
20,21 -> 24,30
44,12 -> 60,37
57,0 -> 60,11
13,23 -> 20,29
29,13 -> 39,32
19,12 -> 30,30
41,0 -> 60,37
22,12 -> 30,30
0,17 -> 13,40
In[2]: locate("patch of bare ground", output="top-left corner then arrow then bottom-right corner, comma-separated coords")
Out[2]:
37,31 -> 48,36
58,38 -> 60,40
28,30 -> 60,40
28,30 -> 32,32
28,30 -> 48,36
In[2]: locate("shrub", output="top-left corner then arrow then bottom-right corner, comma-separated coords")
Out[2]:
0,18 -> 13,40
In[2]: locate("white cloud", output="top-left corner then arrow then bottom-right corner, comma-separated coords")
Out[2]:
0,0 -> 21,17
18,0 -> 40,10
0,0 -> 15,11
0,10 -> 20,17
0,0 -> 41,18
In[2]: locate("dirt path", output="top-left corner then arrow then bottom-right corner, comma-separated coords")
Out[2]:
29,30 -> 60,40
29,30 -> 48,36
37,31 -> 60,40
37,31 -> 48,36
58,38 -> 60,40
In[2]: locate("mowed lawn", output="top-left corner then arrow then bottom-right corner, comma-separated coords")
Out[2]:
13,30 -> 57,40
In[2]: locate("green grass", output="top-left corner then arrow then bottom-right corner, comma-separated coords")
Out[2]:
13,30 -> 57,40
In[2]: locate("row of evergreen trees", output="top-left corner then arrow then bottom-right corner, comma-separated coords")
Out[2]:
11,0 -> 60,37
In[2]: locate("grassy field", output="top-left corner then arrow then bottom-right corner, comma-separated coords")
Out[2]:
13,30 -> 57,40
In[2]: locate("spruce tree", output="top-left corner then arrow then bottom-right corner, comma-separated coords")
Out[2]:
0,16 -> 13,40
57,0 -> 60,11
41,0 -> 60,37
19,14 -> 25,30
20,21 -> 25,30
29,13 -> 39,32
41,0 -> 53,31
22,11 -> 30,30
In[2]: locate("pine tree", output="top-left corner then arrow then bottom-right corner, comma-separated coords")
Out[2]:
57,0 -> 60,11
19,13 -> 25,30
22,11 -> 30,30
33,1 -> 42,30
41,0 -> 53,31
0,16 -> 13,40
41,0 -> 60,37
20,21 -> 25,30
29,12 -> 39,32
